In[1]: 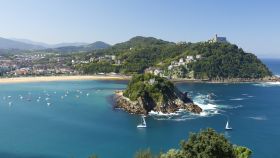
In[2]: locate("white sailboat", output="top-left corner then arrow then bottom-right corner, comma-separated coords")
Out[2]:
225,121 -> 232,130
137,116 -> 147,128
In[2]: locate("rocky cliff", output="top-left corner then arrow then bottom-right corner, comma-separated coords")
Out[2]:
114,74 -> 202,115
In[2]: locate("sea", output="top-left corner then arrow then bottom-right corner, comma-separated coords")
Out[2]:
0,59 -> 279,158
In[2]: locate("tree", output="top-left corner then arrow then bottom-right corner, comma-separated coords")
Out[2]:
178,128 -> 235,158
159,128 -> 252,158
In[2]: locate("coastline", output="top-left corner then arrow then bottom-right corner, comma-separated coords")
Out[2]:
171,76 -> 280,84
0,75 -> 279,84
0,75 -> 131,84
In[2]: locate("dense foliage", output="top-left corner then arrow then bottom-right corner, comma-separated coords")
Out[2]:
123,73 -> 176,104
79,36 -> 271,79
135,128 -> 252,158
188,43 -> 272,79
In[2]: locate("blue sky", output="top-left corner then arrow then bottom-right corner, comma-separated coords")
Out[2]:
0,0 -> 279,58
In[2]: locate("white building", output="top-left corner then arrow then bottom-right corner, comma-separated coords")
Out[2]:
154,69 -> 163,76
168,65 -> 173,70
196,55 -> 202,59
208,34 -> 227,43
186,56 -> 194,60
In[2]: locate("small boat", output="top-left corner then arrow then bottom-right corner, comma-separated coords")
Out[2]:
225,121 -> 232,130
47,103 -> 51,106
137,116 -> 147,128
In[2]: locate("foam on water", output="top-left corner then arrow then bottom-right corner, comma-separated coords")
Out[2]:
229,98 -> 245,101
229,105 -> 243,109
193,95 -> 221,117
253,82 -> 280,87
150,93 -> 225,121
248,116 -> 267,120
149,110 -> 179,116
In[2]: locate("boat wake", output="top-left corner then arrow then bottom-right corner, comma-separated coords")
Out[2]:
248,116 -> 267,121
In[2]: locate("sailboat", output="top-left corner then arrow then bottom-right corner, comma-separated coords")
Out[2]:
137,116 -> 147,128
225,121 -> 232,130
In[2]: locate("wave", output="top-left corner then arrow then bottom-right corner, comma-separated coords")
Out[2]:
229,98 -> 245,101
192,93 -> 222,117
221,104 -> 243,109
153,93 -> 221,120
149,109 -> 197,121
149,110 -> 180,116
248,116 -> 267,120
253,82 -> 280,87
149,93 -> 237,121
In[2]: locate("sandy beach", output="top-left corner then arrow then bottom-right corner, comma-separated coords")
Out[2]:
0,75 -> 131,84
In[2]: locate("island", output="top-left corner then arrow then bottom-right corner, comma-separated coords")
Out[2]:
114,73 -> 202,115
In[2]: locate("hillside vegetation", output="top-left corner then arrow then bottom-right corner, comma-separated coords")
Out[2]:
116,73 -> 201,114
79,36 -> 272,79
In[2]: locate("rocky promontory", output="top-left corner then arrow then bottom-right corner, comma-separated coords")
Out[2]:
114,74 -> 202,115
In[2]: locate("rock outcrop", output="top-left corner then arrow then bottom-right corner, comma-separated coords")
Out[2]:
114,90 -> 202,115
114,74 -> 202,115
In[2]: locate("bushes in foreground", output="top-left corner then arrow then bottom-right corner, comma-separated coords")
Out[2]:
90,128 -> 252,158
135,128 -> 252,158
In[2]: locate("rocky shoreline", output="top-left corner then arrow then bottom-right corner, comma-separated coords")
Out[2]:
171,76 -> 280,84
114,90 -> 202,115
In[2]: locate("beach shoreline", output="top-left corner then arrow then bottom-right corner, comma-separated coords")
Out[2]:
0,75 -> 131,84
0,75 -> 279,84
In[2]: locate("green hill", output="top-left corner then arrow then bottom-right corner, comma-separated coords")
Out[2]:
80,36 -> 272,80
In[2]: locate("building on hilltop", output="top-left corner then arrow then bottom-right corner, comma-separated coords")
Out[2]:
208,34 -> 227,43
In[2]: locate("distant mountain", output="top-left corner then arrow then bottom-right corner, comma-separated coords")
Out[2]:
51,42 -> 89,48
11,38 -> 89,48
10,38 -> 49,48
0,37 -> 44,50
86,41 -> 111,49
50,41 -> 111,53
2,37 -> 109,52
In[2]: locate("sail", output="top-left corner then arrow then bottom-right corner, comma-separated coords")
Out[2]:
142,116 -> 146,125
225,121 -> 232,130
226,121 -> 229,128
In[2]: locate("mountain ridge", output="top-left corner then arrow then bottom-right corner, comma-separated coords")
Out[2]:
0,37 -> 110,51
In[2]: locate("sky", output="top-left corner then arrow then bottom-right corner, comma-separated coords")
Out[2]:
0,0 -> 279,58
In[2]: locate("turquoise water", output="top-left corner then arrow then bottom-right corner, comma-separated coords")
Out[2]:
0,60 -> 279,158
